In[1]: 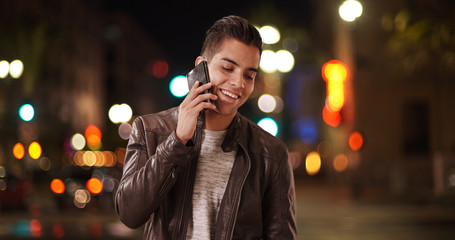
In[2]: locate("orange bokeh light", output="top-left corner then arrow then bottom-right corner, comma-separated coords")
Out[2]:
29,142 -> 42,159
85,125 -> 102,150
333,154 -> 349,172
349,131 -> 364,151
322,60 -> 349,112
13,142 -> 25,159
322,105 -> 342,127
321,60 -> 349,83
30,219 -> 42,238
50,179 -> 65,194
87,178 -> 103,194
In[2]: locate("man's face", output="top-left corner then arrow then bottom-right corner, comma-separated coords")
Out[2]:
203,38 -> 260,118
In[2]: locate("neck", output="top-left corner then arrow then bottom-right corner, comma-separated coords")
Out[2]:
204,110 -> 236,131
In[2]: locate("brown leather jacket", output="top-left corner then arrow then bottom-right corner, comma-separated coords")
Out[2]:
115,107 -> 297,239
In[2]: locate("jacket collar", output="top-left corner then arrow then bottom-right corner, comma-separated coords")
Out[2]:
192,110 -> 247,152
221,112 -> 247,152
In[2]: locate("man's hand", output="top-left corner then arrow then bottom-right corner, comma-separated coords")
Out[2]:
176,81 -> 217,145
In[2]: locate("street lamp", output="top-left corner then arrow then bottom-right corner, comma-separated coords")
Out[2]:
339,0 -> 363,22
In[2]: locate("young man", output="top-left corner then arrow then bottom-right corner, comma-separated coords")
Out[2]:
115,15 -> 297,239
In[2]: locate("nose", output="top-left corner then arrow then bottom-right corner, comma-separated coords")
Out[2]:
229,72 -> 244,89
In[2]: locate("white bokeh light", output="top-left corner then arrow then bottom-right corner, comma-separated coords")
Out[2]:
71,133 -> 86,151
258,94 -> 277,113
118,123 -> 132,140
0,61 -> 9,78
275,50 -> 295,73
260,50 -> 277,73
9,60 -> 24,78
170,76 -> 189,97
339,0 -> 363,22
259,26 -> 280,45
19,104 -> 34,121
258,118 -> 278,136
109,103 -> 133,124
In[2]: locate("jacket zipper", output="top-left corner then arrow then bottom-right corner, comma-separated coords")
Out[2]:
177,122 -> 202,239
227,144 -> 251,240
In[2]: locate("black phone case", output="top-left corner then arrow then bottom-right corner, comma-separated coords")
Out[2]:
186,61 -> 211,103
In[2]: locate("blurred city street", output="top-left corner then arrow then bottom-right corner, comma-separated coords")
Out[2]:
1,180 -> 455,239
2,0 -> 455,239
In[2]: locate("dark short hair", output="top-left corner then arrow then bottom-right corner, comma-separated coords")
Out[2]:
200,15 -> 263,59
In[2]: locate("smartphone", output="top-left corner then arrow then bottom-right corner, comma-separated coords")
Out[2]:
186,61 -> 212,103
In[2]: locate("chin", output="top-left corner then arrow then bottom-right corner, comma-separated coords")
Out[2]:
211,102 -> 237,116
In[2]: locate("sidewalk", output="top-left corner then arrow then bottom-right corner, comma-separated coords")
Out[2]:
295,180 -> 455,240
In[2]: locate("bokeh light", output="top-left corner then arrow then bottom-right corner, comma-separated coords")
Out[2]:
71,151 -> 118,167
275,50 -> 295,73
339,0 -> 363,22
19,104 -> 35,121
9,59 -> 24,78
52,223 -> 65,238
71,133 -> 86,150
258,117 -> 278,136
292,117 -> 318,144
258,94 -> 277,113
273,96 -> 284,113
0,179 -> 6,191
74,189 -> 91,208
108,103 -> 133,124
13,142 -> 25,159
30,219 -> 42,238
28,142 -> 42,160
118,123 -> 132,140
0,60 -> 9,78
50,179 -> 65,194
283,38 -> 299,53
349,131 -> 364,151
305,151 -> 321,175
169,75 -> 189,97
102,176 -> 117,192
333,154 -> 349,172
0,166 -> 5,178
259,50 -> 277,73
289,151 -> 302,169
259,26 -> 280,44
87,178 -> 103,194
85,125 -> 102,150
322,60 -> 349,112
322,105 -> 342,127
39,157 -> 51,171
147,59 -> 169,79
83,151 -> 97,166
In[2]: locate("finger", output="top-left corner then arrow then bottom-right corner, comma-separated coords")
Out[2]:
187,93 -> 217,108
188,82 -> 212,97
194,102 -> 216,113
180,81 -> 201,106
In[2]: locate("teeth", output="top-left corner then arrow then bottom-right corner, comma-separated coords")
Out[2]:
221,90 -> 239,99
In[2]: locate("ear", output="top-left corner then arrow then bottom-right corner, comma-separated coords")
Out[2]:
195,56 -> 206,66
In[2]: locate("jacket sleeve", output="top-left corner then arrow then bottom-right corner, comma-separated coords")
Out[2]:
115,116 -> 194,229
263,149 -> 297,239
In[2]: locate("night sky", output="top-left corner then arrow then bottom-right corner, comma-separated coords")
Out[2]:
106,0 -> 313,72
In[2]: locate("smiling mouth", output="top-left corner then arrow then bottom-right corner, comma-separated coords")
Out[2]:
221,89 -> 240,99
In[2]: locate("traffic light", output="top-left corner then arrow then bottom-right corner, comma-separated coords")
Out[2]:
321,60 -> 349,127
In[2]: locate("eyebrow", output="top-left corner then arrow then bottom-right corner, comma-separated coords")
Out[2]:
221,57 -> 258,73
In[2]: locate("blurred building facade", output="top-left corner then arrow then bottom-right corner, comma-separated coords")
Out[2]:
0,0 -> 167,210
309,0 -> 455,199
